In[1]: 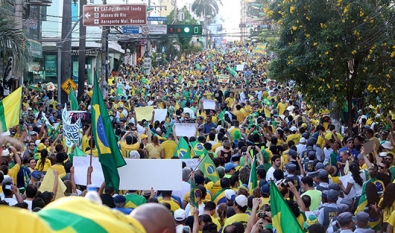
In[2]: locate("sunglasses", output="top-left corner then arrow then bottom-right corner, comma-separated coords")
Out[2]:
29,144 -> 35,146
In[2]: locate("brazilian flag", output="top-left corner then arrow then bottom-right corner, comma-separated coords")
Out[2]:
190,141 -> 207,157
38,197 -> 146,232
270,181 -> 304,233
91,74 -> 126,191
189,177 -> 198,208
174,137 -> 191,159
198,155 -> 219,183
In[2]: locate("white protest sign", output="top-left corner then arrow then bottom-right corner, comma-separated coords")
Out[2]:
203,99 -> 216,110
62,107 -> 82,147
174,123 -> 197,138
73,156 -> 104,187
119,159 -> 182,190
153,109 -> 168,122
183,158 -> 199,170
236,64 -> 244,71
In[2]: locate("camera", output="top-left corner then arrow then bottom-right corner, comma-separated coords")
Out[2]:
258,212 -> 267,218
280,182 -> 290,188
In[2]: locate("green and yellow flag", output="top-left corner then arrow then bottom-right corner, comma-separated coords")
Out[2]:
38,197 -> 146,233
189,177 -> 198,208
69,86 -> 78,111
197,155 -> 219,183
91,75 -> 126,191
248,157 -> 257,194
190,141 -> 207,157
0,87 -> 21,132
174,137 -> 191,159
270,181 -> 304,233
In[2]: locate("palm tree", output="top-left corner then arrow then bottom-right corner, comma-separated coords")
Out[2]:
191,0 -> 222,49
0,15 -> 28,89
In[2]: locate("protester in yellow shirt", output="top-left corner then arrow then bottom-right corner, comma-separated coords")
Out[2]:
35,150 -> 51,172
1,146 -> 21,184
277,98 -> 288,115
118,131 -> 140,158
161,133 -> 177,159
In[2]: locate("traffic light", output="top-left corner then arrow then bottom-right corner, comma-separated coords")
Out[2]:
167,25 -> 202,35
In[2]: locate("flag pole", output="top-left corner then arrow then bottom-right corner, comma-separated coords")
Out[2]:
193,153 -> 207,171
89,124 -> 93,167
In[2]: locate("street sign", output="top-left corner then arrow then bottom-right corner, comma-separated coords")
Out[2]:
83,4 -> 147,26
122,26 -> 140,34
122,25 -> 167,35
61,78 -> 77,94
147,16 -> 168,21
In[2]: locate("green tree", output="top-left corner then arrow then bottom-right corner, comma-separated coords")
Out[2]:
0,1 -> 28,72
267,0 -> 395,129
191,0 -> 222,48
0,16 -> 27,72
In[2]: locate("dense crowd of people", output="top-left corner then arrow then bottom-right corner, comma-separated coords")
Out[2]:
0,41 -> 395,233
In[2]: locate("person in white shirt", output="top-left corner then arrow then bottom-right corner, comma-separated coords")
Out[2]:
183,101 -> 195,119
24,184 -> 38,211
266,155 -> 281,181
296,137 -> 307,154
172,167 -> 191,207
2,182 -> 23,206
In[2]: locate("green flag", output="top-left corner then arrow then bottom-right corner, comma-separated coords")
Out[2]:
69,87 -> 79,111
189,177 -> 198,208
174,137 -> 191,159
248,157 -> 257,194
69,147 -> 86,163
198,155 -> 219,183
190,141 -> 207,157
218,109 -> 226,121
270,181 -> 304,233
91,74 -> 126,191
116,87 -> 125,98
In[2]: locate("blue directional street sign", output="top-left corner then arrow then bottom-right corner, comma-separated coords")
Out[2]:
122,26 -> 140,34
147,16 -> 168,21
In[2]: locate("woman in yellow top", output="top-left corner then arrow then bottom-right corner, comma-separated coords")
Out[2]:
145,135 -> 164,159
35,150 -> 52,172
378,183 -> 395,226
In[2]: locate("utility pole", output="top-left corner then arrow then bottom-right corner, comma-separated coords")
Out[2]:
14,0 -> 23,89
78,0 -> 87,100
60,0 -> 72,104
101,0 -> 109,98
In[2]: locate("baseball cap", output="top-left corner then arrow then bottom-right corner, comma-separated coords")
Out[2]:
315,162 -> 325,169
338,212 -> 353,223
225,189 -> 236,201
299,138 -> 307,144
328,183 -> 340,191
174,209 -> 186,221
285,163 -> 297,171
235,195 -> 248,207
327,189 -> 338,201
31,170 -> 42,180
290,126 -> 297,132
318,169 -> 329,179
260,184 -> 270,195
225,163 -> 236,172
356,211 -> 369,223
286,149 -> 297,157
113,195 -> 126,204
140,134 -> 148,140
337,204 -> 349,214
